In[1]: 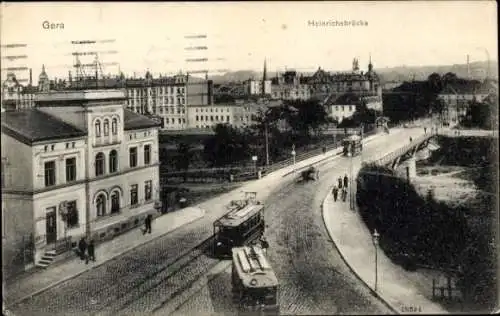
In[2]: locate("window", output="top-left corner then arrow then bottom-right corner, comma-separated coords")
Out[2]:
66,143 -> 69,149
145,180 -> 152,201
44,161 -> 56,187
130,184 -> 138,205
112,118 -> 118,135
65,200 -> 79,228
72,142 -> 75,148
103,119 -> 109,136
95,152 -> 105,176
95,120 -> 102,137
66,158 -> 77,182
227,115 -> 230,122
111,191 -> 120,214
44,145 -> 48,152
109,150 -> 118,173
143,145 -> 152,165
51,145 -> 55,151
178,118 -> 181,124
129,147 -> 137,167
96,194 -> 106,216
196,115 -> 199,121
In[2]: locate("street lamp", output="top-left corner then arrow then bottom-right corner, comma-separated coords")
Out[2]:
252,155 -> 258,176
372,229 -> 380,292
291,144 -> 296,173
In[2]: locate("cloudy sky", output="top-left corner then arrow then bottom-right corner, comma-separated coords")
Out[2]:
1,1 -> 497,84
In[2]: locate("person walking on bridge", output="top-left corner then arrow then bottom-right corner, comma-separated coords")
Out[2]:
337,176 -> 343,189
424,127 -> 427,134
343,174 -> 349,189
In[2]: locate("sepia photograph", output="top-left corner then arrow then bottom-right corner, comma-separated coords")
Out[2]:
1,1 -> 498,315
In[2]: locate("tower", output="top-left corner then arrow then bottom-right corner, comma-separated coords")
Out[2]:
262,59 -> 268,96
368,54 -> 373,73
38,65 -> 50,92
29,68 -> 33,86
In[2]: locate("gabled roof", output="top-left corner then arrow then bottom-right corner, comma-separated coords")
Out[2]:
123,109 -> 162,130
324,92 -> 361,106
1,109 -> 86,145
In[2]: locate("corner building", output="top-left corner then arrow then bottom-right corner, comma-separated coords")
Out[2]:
1,89 -> 161,277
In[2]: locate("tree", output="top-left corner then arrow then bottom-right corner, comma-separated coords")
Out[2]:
203,124 -> 253,167
427,72 -> 442,93
284,99 -> 329,137
175,142 -> 194,181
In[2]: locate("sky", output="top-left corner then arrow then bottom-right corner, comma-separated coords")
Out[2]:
1,1 -> 497,84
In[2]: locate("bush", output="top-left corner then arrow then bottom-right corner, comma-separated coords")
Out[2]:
356,163 -> 496,308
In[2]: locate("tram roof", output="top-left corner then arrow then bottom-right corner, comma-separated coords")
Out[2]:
232,246 -> 279,288
216,203 -> 264,227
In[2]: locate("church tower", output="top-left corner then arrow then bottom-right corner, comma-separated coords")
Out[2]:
368,54 -> 373,73
38,65 -> 50,92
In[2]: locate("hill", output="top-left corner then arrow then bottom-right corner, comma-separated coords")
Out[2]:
209,60 -> 497,84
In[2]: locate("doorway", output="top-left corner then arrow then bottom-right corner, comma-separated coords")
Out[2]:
46,209 -> 57,244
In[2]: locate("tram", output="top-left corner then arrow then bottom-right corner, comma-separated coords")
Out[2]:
232,245 -> 280,315
342,134 -> 363,157
213,192 -> 265,258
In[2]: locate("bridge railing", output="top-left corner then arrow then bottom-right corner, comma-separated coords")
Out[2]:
373,133 -> 433,166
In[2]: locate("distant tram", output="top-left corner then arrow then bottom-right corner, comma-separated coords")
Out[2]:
342,134 -> 363,157
213,192 -> 265,258
232,245 -> 280,315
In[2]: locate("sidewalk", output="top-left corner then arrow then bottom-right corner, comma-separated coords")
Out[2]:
4,207 -> 205,306
322,187 -> 449,314
4,130 -> 387,309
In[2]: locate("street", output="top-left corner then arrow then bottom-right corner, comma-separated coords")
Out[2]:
9,128 -> 424,316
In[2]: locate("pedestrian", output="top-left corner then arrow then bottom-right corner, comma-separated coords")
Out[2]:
87,240 -> 96,263
338,177 -> 343,189
342,188 -> 347,202
259,236 -> 269,254
78,237 -> 87,261
332,186 -> 339,202
409,136 -> 413,142
143,214 -> 153,234
343,174 -> 348,189
424,127 -> 427,134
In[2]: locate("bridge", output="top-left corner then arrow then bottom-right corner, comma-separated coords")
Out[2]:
372,128 -> 496,181
372,132 -> 436,181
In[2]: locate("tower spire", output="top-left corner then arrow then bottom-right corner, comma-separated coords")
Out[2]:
368,53 -> 373,72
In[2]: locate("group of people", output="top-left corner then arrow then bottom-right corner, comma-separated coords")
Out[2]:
77,237 -> 96,264
75,213 -> 155,264
332,174 -> 349,202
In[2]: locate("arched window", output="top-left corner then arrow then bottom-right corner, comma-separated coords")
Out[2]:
96,193 -> 106,217
109,150 -> 118,173
95,120 -> 101,137
103,119 -> 110,136
95,152 -> 105,176
110,191 -> 120,214
112,118 -> 118,135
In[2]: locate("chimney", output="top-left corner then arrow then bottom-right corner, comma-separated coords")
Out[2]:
29,68 -> 32,86
467,54 -> 470,79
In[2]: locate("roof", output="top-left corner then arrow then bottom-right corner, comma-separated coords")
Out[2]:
1,109 -> 86,145
232,246 -> 279,288
216,202 -> 264,227
123,109 -> 162,130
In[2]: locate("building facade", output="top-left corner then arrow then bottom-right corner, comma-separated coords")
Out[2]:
1,89 -> 161,277
304,58 -> 383,108
437,80 -> 495,125
270,70 -> 311,100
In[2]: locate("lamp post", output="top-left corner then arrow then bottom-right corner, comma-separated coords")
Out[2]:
372,229 -> 380,292
291,144 -> 296,173
252,155 -> 258,176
